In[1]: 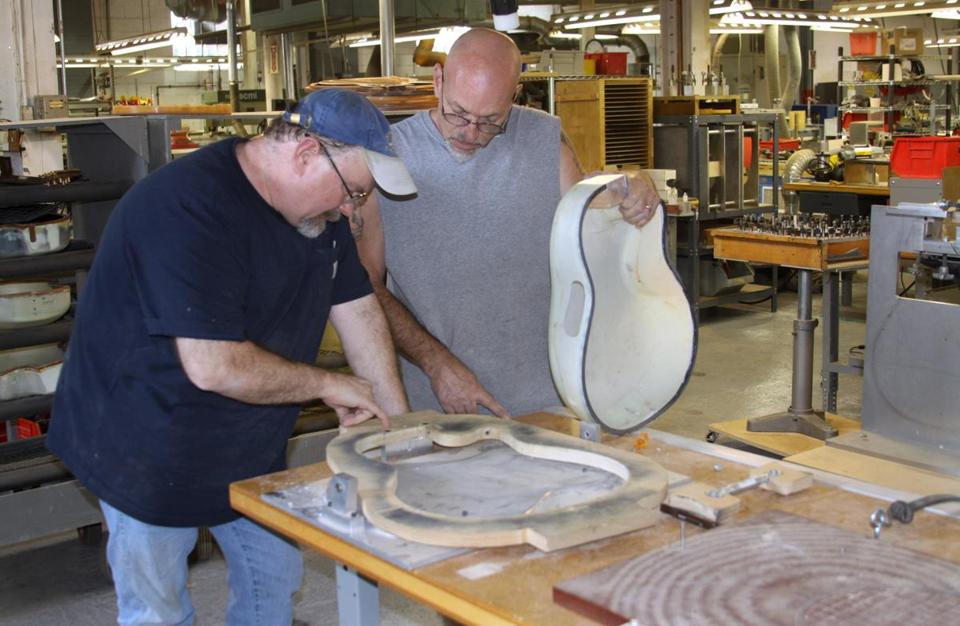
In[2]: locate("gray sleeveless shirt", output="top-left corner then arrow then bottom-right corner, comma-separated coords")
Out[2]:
379,106 -> 563,415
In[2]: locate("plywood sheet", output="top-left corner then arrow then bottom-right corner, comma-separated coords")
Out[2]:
709,413 -> 860,457
554,510 -> 960,626
787,445 -> 960,497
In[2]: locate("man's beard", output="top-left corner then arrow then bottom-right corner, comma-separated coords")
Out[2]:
444,134 -> 483,163
297,213 -> 335,238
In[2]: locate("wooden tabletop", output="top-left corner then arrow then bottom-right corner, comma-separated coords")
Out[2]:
783,181 -> 890,196
230,414 -> 960,625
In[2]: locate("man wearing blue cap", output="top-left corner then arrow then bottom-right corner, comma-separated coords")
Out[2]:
47,89 -> 416,625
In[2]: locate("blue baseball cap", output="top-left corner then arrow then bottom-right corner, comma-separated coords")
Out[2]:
282,88 -> 417,197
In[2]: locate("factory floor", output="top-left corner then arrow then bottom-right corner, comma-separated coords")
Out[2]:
0,274 -> 868,626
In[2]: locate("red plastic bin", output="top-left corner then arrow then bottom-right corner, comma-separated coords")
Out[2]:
585,52 -> 628,76
849,30 -> 878,56
890,137 -> 960,179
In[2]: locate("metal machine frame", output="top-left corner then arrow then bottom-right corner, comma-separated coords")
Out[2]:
830,202 -> 960,475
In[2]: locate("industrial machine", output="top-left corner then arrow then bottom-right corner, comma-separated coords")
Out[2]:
829,201 -> 960,476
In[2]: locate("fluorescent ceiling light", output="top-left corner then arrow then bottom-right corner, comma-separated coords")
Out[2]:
347,26 -> 468,53
174,62 -> 239,72
554,3 -> 660,29
722,10 -> 869,29
95,27 -> 190,56
620,24 -> 663,35
831,0 -> 958,18
563,15 -> 660,29
711,24 -> 764,34
58,56 -> 233,70
349,31 -> 442,47
709,1 -> 755,15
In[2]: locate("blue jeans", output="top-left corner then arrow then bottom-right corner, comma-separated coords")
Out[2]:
100,500 -> 303,626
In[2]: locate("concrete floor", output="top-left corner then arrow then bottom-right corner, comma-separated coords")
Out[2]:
0,275 -> 868,626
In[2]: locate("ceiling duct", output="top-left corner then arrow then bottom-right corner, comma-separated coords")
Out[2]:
166,0 -> 226,23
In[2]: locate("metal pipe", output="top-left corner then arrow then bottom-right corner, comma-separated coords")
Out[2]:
790,270 -> 817,415
765,25 -> 788,137
226,0 -> 239,112
710,33 -> 729,75
55,0 -> 68,97
378,0 -> 395,77
547,77 -> 555,115
780,26 -> 802,137
280,32 -> 295,99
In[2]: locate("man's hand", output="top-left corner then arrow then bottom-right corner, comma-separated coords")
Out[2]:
618,170 -> 662,228
425,352 -> 510,417
321,371 -> 391,429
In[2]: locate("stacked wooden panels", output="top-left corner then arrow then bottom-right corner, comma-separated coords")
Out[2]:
304,77 -> 437,112
555,77 -> 653,172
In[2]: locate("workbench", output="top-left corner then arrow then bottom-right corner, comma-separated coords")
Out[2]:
783,181 -> 889,217
229,413 -> 960,626
712,227 -> 870,429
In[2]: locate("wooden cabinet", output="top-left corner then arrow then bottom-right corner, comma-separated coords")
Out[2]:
555,77 -> 653,172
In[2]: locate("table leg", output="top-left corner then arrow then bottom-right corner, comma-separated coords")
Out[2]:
747,270 -> 838,439
840,270 -> 854,307
771,265 -> 779,313
822,270 -> 840,414
337,563 -> 380,626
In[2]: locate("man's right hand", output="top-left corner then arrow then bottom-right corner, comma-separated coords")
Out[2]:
425,353 -> 510,418
321,371 -> 391,429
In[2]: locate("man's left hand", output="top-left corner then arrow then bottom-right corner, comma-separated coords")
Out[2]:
618,171 -> 662,228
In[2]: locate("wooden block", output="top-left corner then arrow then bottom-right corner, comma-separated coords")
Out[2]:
750,462 -> 814,496
663,481 -> 741,524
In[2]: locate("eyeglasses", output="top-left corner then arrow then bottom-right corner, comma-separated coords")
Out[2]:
439,97 -> 509,137
318,141 -> 370,207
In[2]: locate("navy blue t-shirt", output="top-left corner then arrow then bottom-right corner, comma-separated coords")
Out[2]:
47,137 -> 372,527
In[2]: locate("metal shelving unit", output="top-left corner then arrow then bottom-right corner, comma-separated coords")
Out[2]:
0,115 -> 175,547
654,112 -> 780,319
837,52 -> 956,135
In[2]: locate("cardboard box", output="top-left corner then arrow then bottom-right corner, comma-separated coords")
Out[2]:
893,28 -> 924,56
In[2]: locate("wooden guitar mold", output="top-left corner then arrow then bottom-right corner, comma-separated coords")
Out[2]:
326,412 -> 668,552
549,174 -> 697,433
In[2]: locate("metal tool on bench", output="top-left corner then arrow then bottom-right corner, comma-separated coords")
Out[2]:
734,213 -> 870,239
661,463 -> 814,527
828,201 -> 960,476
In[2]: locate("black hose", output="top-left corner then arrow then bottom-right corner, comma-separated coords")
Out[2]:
888,495 -> 960,524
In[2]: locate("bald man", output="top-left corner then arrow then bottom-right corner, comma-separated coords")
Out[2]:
357,28 -> 662,418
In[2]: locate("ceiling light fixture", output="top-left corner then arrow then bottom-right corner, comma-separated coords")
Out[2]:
95,27 -> 190,56
831,0 -> 960,18
722,10 -> 870,29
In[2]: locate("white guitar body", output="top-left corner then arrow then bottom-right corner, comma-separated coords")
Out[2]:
549,174 -> 697,433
